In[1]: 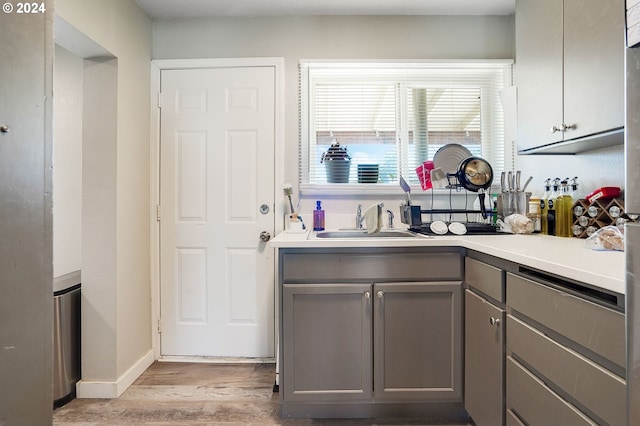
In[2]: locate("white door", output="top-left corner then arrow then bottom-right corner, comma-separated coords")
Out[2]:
159,66 -> 275,357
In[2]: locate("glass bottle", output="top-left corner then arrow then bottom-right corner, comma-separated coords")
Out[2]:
547,178 -> 560,236
540,179 -> 551,235
557,178 -> 574,237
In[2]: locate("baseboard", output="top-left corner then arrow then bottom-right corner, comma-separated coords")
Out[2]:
76,349 -> 154,399
159,355 -> 275,364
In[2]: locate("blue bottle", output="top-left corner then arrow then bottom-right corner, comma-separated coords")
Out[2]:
313,201 -> 325,231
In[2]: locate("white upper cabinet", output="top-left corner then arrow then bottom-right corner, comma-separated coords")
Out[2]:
516,0 -> 625,154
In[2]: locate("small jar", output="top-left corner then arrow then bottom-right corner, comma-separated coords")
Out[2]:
578,216 -> 590,227
527,197 -> 541,233
572,224 -> 584,237
609,205 -> 622,218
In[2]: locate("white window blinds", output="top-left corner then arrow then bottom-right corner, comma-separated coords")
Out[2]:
299,61 -> 513,191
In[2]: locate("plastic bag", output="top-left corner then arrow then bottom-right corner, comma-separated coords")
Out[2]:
585,226 -> 624,251
497,214 -> 534,234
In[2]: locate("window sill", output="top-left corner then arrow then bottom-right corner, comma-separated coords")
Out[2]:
300,183 -> 500,197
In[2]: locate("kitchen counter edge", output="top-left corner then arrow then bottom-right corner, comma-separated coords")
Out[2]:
270,231 -> 625,296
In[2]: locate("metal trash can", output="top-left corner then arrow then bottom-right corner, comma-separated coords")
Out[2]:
53,279 -> 81,407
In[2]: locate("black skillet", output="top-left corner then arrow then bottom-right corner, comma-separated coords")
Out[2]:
456,157 -> 494,219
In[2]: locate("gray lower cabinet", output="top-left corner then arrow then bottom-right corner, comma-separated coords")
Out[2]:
464,290 -> 504,426
373,282 -> 462,402
278,248 -> 465,419
506,271 -> 626,426
282,281 -> 462,404
282,283 -> 372,402
464,256 -> 506,426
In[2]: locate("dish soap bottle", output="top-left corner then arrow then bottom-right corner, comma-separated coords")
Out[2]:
313,200 -> 325,231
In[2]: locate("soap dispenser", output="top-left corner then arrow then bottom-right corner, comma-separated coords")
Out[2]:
313,201 -> 325,231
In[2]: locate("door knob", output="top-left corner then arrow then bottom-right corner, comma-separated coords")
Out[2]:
364,291 -> 371,299
489,317 -> 501,326
376,290 -> 384,298
0,125 -> 9,133
259,231 -> 271,242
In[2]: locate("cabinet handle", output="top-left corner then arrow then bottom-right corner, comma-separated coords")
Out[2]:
376,290 -> 384,299
364,291 -> 371,299
551,123 -> 576,133
489,317 -> 501,326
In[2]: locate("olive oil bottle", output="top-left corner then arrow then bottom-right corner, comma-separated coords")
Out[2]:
556,179 -> 574,237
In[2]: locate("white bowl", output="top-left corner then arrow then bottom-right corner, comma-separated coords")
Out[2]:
430,221 -> 448,235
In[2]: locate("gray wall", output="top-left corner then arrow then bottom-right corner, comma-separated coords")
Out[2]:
0,5 -> 53,424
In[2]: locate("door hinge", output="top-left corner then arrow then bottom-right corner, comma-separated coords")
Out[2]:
157,318 -> 162,334
157,92 -> 163,109
156,205 -> 161,222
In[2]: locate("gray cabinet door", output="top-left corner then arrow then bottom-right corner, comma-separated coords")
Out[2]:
516,0 -> 624,152
515,0 -> 563,151
464,289 -> 505,426
563,0 -> 624,141
282,283 -> 372,402
373,282 -> 462,401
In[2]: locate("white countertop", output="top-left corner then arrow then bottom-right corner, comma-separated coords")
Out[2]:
270,230 -> 626,296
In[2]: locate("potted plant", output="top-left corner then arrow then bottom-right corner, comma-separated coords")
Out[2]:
320,141 -> 351,183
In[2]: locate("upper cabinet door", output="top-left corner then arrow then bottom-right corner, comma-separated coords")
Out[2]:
515,0 -> 564,151
563,0 -> 625,141
516,0 -> 625,153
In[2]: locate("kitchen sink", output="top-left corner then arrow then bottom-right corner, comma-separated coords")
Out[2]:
314,230 -> 421,239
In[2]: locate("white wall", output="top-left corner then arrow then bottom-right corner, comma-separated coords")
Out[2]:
516,145 -> 625,199
153,15 -> 625,218
56,0 -> 153,396
53,45 -> 83,278
153,15 -> 516,217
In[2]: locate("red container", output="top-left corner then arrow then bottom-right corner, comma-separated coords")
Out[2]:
415,161 -> 435,190
585,186 -> 621,204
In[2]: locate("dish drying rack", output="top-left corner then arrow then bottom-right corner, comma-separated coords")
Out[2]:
399,179 -> 499,234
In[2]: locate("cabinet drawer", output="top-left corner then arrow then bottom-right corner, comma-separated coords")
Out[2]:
508,315 -> 626,426
507,357 -> 597,426
506,272 -> 625,368
282,250 -> 462,282
465,257 -> 503,302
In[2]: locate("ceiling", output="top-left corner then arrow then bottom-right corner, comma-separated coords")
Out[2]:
134,0 -> 515,19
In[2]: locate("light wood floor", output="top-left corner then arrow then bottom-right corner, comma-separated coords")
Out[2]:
53,362 -> 470,425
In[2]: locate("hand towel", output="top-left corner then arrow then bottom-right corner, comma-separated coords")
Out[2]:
364,203 -> 382,234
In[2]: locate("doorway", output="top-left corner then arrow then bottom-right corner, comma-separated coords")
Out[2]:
152,59 -> 284,359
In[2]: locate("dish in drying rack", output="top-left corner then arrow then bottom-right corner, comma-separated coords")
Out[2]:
433,144 -> 473,176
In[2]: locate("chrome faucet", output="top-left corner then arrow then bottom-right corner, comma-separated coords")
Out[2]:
387,209 -> 395,229
356,204 -> 364,229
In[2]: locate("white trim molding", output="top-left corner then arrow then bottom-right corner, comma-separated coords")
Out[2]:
76,349 -> 154,399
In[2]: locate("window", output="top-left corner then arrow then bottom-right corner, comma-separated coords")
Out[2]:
299,61 -> 513,192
